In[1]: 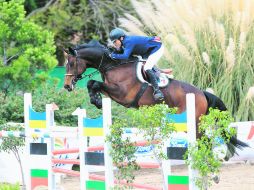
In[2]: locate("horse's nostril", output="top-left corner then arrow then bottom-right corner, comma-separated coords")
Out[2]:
64,85 -> 70,90
64,84 -> 73,92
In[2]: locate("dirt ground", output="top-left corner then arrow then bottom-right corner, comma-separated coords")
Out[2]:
59,162 -> 254,190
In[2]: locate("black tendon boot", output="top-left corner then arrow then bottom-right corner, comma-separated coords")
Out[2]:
146,69 -> 164,101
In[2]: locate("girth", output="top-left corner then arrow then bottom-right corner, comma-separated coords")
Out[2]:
129,82 -> 149,108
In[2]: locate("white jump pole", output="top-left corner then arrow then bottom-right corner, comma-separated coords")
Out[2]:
46,103 -> 55,190
102,98 -> 114,189
186,93 -> 199,190
75,108 -> 88,190
24,93 -> 31,190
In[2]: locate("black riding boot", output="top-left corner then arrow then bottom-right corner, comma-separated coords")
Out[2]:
146,69 -> 164,101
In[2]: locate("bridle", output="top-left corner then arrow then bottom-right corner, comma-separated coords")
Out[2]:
65,49 -> 105,86
65,50 -> 82,86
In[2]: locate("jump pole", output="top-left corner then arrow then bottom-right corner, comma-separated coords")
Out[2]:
102,98 -> 115,188
186,93 -> 199,190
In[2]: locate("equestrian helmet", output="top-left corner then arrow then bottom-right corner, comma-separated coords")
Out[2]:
109,28 -> 126,42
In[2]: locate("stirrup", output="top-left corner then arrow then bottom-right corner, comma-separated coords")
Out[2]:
153,90 -> 164,101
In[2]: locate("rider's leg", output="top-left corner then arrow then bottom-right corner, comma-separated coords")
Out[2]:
144,45 -> 164,101
146,69 -> 164,101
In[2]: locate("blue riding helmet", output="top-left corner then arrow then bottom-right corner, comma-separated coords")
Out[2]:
109,28 -> 126,42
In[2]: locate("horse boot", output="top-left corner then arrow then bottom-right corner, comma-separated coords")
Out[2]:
146,69 -> 164,101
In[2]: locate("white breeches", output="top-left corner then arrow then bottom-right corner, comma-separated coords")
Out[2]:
144,45 -> 164,71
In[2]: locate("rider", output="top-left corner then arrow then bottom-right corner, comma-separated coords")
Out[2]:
109,28 -> 164,101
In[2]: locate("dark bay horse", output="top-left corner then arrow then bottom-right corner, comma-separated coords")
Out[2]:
64,40 -> 247,157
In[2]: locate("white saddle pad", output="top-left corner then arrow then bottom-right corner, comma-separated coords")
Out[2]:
136,62 -> 170,88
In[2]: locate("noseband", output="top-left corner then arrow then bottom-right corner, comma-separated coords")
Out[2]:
65,50 -> 82,86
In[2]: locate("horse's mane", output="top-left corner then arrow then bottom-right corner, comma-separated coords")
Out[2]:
70,39 -> 139,68
74,40 -> 106,50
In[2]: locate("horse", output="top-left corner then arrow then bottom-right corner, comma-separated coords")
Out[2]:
64,40 -> 247,158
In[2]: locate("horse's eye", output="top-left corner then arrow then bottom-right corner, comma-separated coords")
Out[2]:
69,62 -> 74,67
67,60 -> 75,67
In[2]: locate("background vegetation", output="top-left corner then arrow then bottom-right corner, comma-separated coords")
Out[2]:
27,0 -> 135,65
0,0 -> 57,95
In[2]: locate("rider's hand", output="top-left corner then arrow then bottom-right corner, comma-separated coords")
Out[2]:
109,53 -> 116,60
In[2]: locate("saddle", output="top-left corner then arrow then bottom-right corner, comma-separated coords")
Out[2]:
136,59 -> 173,88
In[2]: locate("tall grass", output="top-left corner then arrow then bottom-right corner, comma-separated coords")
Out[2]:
119,0 -> 254,121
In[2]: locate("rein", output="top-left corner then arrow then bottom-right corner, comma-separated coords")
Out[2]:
75,53 -> 104,81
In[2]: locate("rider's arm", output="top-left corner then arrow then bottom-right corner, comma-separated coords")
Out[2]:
111,41 -> 134,60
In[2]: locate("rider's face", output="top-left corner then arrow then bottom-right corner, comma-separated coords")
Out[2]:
113,39 -> 122,50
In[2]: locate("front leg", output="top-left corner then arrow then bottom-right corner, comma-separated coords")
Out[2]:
87,80 -> 103,109
87,79 -> 124,108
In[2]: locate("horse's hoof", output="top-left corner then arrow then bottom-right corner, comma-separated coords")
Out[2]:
90,97 -> 97,105
90,99 -> 102,109
95,92 -> 102,99
96,102 -> 102,109
94,97 -> 102,109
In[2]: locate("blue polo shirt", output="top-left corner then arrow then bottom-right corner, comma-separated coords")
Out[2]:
111,35 -> 162,60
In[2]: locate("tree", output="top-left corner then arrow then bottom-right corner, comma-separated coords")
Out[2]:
0,124 -> 25,189
29,0 -> 134,65
0,0 -> 57,95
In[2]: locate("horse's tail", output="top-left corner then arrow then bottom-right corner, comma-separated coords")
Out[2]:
225,136 -> 249,160
203,91 -> 249,160
203,91 -> 227,113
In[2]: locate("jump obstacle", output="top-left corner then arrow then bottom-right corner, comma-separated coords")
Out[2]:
0,93 -> 198,190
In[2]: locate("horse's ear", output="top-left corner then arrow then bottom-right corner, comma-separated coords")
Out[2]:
68,47 -> 77,56
63,48 -> 69,54
63,48 -> 69,58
